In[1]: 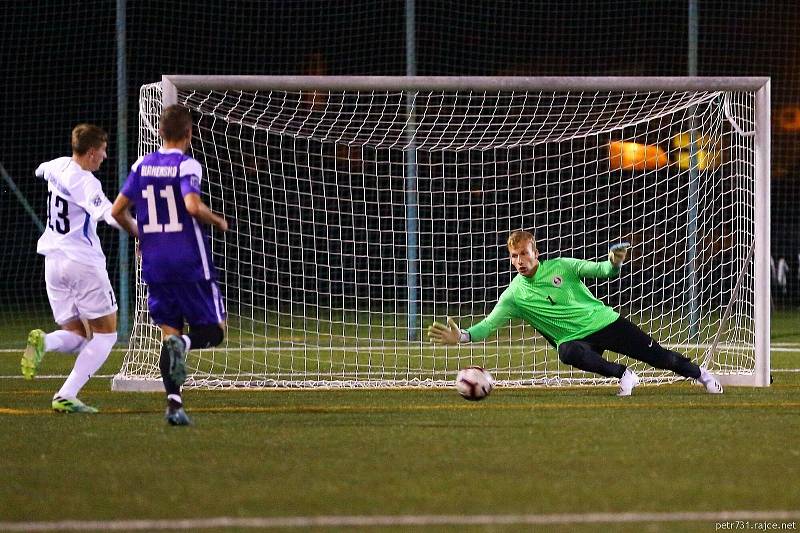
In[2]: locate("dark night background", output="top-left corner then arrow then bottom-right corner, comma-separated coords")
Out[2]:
1,0 -> 798,335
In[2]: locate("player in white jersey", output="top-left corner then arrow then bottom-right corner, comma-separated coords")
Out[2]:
21,124 -> 128,413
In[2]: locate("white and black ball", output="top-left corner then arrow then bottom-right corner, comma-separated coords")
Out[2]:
455,366 -> 494,401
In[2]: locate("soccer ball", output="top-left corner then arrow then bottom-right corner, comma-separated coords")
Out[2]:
455,366 -> 494,401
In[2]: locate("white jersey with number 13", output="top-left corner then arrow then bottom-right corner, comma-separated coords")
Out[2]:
35,156 -> 113,269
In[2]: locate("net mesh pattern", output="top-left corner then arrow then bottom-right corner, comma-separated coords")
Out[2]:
117,80 -> 758,388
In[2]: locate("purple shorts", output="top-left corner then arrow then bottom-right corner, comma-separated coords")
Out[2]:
147,280 -> 226,330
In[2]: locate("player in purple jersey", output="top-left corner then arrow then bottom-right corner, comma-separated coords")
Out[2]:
112,105 -> 229,426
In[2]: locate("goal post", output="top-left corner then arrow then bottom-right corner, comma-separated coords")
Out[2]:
113,75 -> 770,391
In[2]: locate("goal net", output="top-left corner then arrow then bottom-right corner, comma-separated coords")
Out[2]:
113,76 -> 770,390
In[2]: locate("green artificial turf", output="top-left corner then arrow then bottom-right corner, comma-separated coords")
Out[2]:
1,312 -> 798,530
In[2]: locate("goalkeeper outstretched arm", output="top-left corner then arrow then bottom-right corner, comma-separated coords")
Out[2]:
428,291 -> 518,345
568,242 -> 630,279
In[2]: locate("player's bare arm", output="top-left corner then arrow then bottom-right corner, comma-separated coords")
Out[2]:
110,193 -> 140,238
184,192 -> 228,232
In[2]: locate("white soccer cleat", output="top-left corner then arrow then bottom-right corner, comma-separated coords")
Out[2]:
616,368 -> 640,397
698,367 -> 723,394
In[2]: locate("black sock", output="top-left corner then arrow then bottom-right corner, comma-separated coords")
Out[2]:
159,342 -> 181,396
671,353 -> 702,379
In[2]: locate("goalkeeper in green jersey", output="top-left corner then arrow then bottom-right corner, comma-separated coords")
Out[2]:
428,230 -> 723,396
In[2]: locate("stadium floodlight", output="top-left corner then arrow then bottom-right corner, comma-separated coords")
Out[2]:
113,76 -> 770,391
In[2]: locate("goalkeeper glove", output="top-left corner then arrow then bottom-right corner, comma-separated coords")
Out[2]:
428,317 -> 469,345
608,242 -> 630,267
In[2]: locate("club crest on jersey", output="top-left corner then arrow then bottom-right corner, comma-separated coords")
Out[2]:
552,276 -> 562,287
190,174 -> 201,189
91,193 -> 103,207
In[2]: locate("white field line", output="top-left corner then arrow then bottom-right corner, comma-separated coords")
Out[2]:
3,369 -> 800,381
0,511 -> 799,531
0,349 -> 129,353
1,343 -> 799,354
0,374 -> 118,379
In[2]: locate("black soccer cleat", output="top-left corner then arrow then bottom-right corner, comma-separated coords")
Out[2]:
165,399 -> 192,426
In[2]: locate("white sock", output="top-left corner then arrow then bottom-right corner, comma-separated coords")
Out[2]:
45,330 -> 88,353
699,367 -> 712,383
167,394 -> 183,405
56,332 -> 117,399
181,335 -> 192,352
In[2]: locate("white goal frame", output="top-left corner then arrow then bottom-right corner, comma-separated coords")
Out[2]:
113,75 -> 771,391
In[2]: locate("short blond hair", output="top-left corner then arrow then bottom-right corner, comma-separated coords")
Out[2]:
71,124 -> 107,155
507,230 -> 536,250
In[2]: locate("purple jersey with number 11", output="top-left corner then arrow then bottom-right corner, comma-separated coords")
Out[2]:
121,148 -> 216,284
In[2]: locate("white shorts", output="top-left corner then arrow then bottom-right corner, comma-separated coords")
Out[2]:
44,255 -> 118,325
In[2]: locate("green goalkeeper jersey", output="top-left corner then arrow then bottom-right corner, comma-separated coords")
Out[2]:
466,258 -> 621,347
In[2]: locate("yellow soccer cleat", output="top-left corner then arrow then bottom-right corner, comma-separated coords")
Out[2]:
51,396 -> 99,414
21,329 -> 46,380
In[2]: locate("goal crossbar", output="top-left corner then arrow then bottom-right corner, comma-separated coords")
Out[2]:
162,75 -> 770,99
